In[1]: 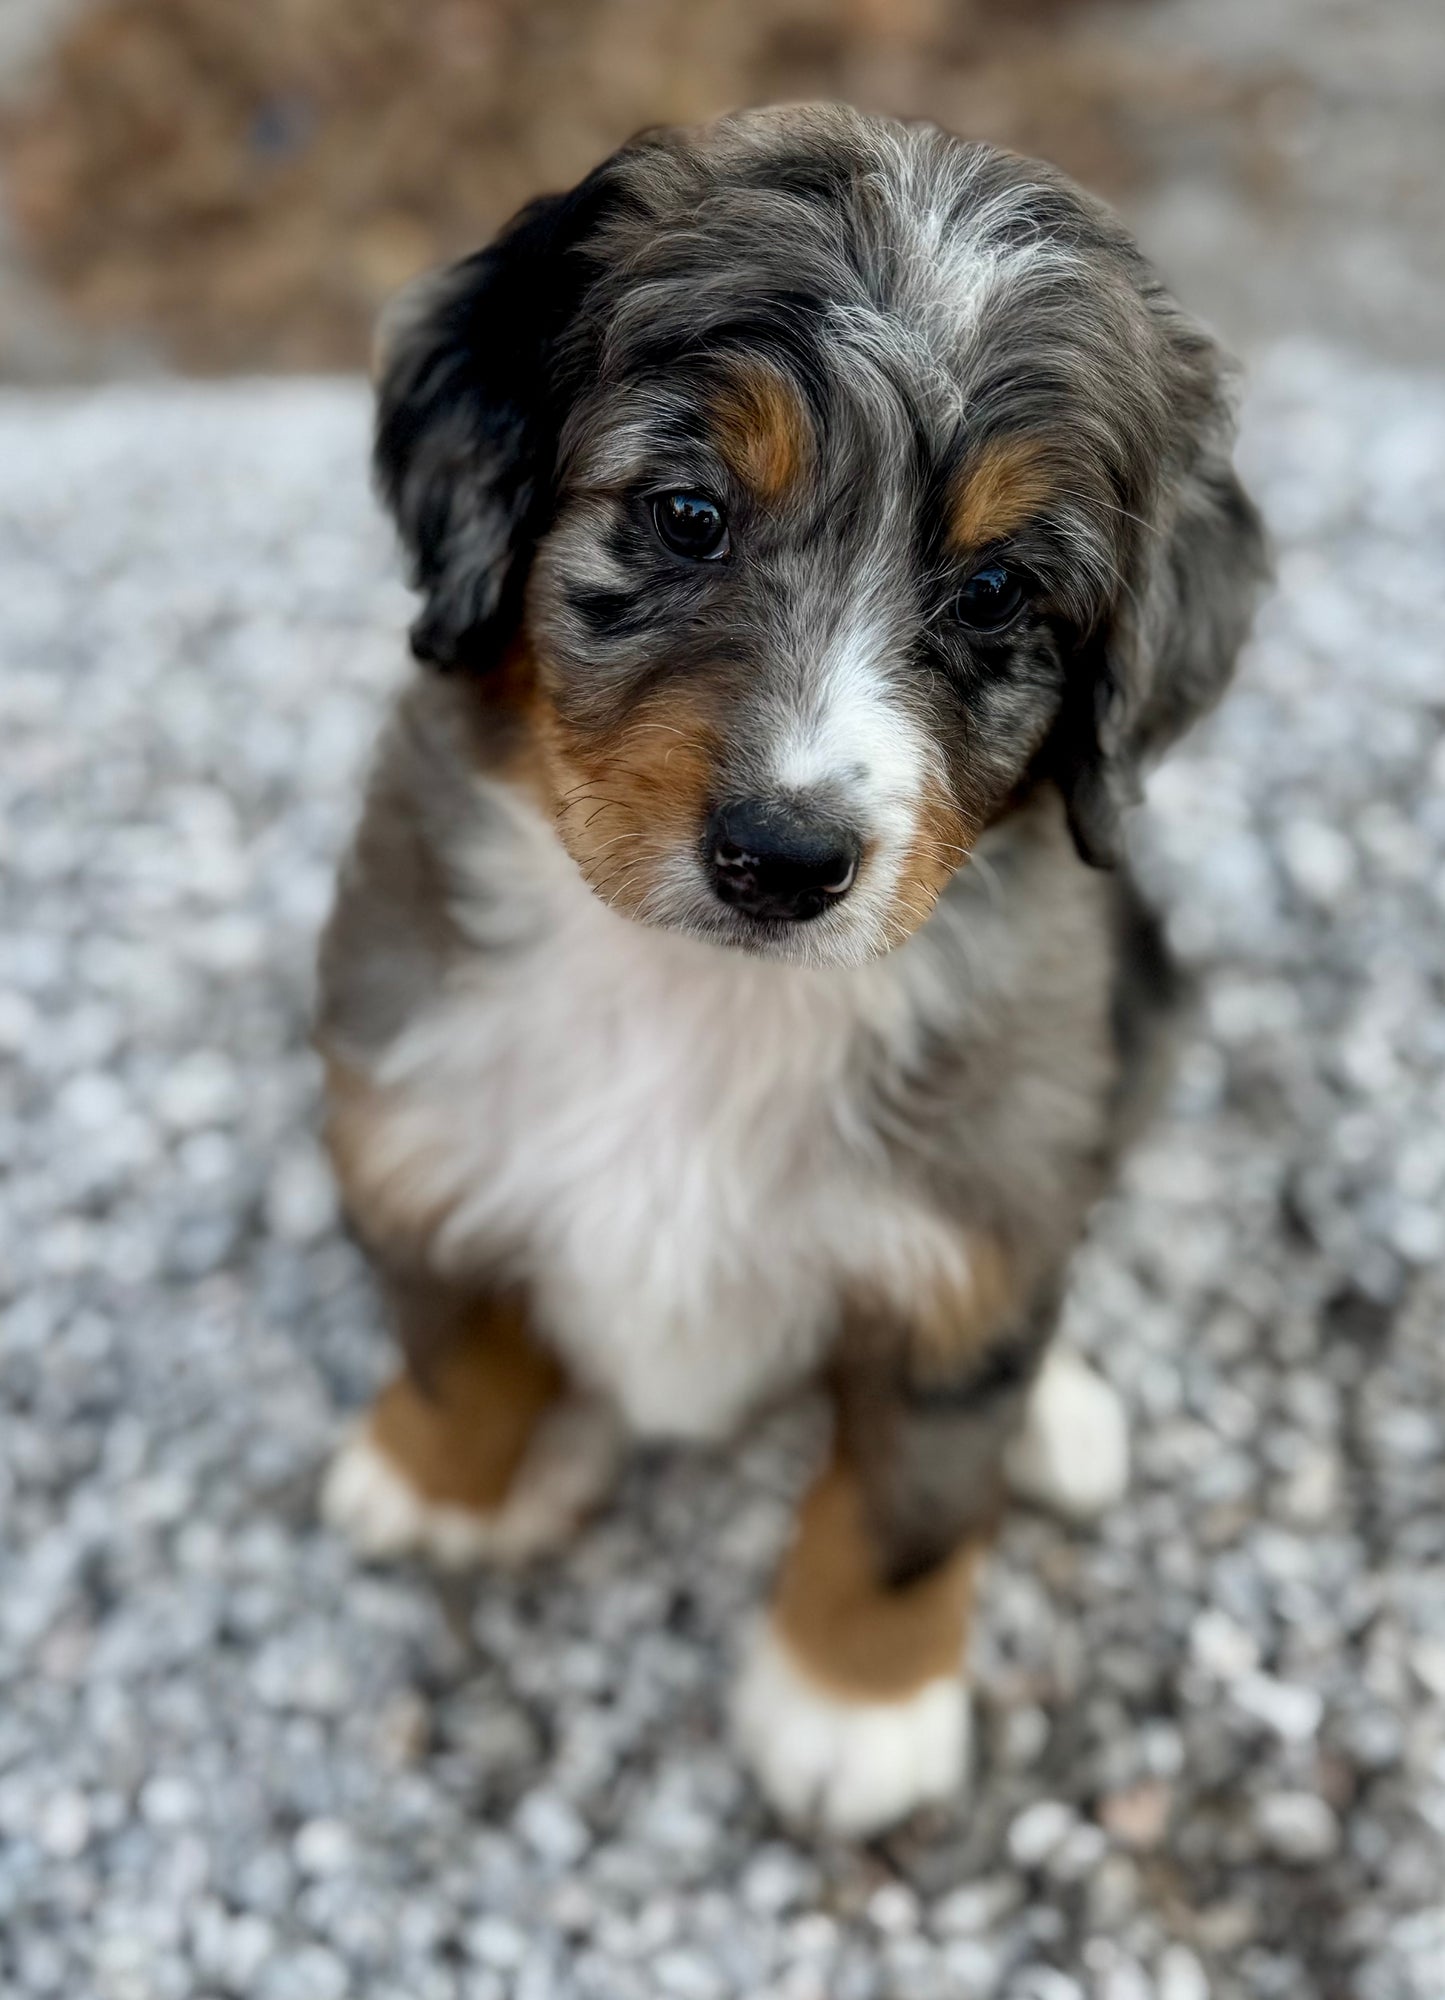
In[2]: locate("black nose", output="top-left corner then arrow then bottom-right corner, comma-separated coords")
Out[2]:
705,799 -> 861,923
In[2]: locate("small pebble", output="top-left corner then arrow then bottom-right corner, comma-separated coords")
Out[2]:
1099,1782 -> 1173,1852
465,1917 -> 528,1971
1157,1944 -> 1211,2000
138,1776 -> 202,1830
1008,1800 -> 1079,1870
867,1883 -> 920,1935
740,1845 -> 817,1918
931,1876 -> 1023,1936
1190,1610 -> 1261,1680
1231,1673 -> 1324,1742
292,1818 -> 355,1878
514,1790 -> 591,1868
38,1789 -> 92,1859
651,1948 -> 728,1999
1255,1791 -> 1341,1863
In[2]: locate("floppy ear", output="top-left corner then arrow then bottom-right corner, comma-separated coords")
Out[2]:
373,160 -> 629,673
1058,336 -> 1269,868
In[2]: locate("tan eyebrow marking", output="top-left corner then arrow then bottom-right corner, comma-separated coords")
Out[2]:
709,362 -> 813,502
950,434 -> 1059,550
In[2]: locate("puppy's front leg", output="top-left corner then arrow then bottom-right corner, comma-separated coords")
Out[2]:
734,1265 -> 1050,1839
322,1278 -> 620,1569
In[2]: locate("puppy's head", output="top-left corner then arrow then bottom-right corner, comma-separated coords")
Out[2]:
376,105 -> 1266,965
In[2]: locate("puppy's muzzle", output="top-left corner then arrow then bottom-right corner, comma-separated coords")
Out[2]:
705,798 -> 861,924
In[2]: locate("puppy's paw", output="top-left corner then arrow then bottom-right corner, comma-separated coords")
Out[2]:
731,1620 -> 971,1839
321,1394 -> 621,1569
1005,1345 -> 1129,1522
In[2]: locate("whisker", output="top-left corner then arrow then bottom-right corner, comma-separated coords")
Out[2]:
557,791 -> 633,815
584,830 -> 640,861
625,721 -> 690,742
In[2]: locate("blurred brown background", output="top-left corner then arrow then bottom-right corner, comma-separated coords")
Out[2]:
1,0 -> 1442,381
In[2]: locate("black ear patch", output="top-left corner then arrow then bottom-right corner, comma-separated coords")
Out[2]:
373,160 -> 631,673
1057,370 -> 1268,869
1052,640 -> 1136,870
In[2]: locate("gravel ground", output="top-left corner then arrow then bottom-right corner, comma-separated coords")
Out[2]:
2,345 -> 1444,2000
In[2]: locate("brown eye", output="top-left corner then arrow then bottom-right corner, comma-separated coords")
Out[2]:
953,561 -> 1028,633
652,491 -> 729,561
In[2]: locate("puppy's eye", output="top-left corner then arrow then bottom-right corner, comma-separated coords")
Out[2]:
952,561 -> 1028,634
652,491 -> 729,561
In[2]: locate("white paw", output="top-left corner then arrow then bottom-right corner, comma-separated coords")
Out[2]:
1005,1345 -> 1129,1522
320,1395 -> 621,1569
732,1620 -> 971,1840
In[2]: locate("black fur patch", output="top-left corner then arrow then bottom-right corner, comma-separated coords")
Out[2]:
374,157 -> 643,672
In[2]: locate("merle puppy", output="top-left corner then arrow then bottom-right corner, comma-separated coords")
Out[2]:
318,104 -> 1266,1837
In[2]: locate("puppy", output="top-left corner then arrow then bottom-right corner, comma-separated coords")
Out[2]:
317,104 -> 1266,1838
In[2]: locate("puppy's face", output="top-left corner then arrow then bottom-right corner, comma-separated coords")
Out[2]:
378,108 -> 1266,966
528,349 -> 1051,964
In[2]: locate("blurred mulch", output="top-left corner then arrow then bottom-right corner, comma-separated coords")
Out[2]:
0,0 -> 1237,372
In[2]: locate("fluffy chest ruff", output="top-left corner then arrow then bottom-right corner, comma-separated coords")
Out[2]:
340,782 -> 973,1440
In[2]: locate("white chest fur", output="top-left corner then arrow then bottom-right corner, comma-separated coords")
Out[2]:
367,786 -> 971,1439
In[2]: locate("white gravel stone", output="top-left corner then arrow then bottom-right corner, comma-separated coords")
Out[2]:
264,1144 -> 339,1244
738,1845 -> 818,1917
292,1818 -> 356,1878
138,1776 -> 203,1829
1255,1791 -> 1342,1863
931,1876 -> 1024,1936
514,1789 -> 591,1867
1409,1641 -> 1445,1701
1019,1972 -> 1087,2000
1093,1960 -> 1156,2000
866,1883 -> 921,1935
155,1050 -> 244,1132
940,1938 -> 1006,1992
191,1904 -> 275,1992
464,1917 -> 528,1970
1157,1944 -> 1211,2000
998,1703 -> 1052,1769
1230,1673 -> 1325,1742
1008,1800 -> 1080,1870
1279,820 -> 1358,906
37,1788 -> 92,1859
260,1944 -> 350,2000
652,1947 -> 729,1999
1189,1609 -> 1261,1681
1048,1821 -> 1110,1882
